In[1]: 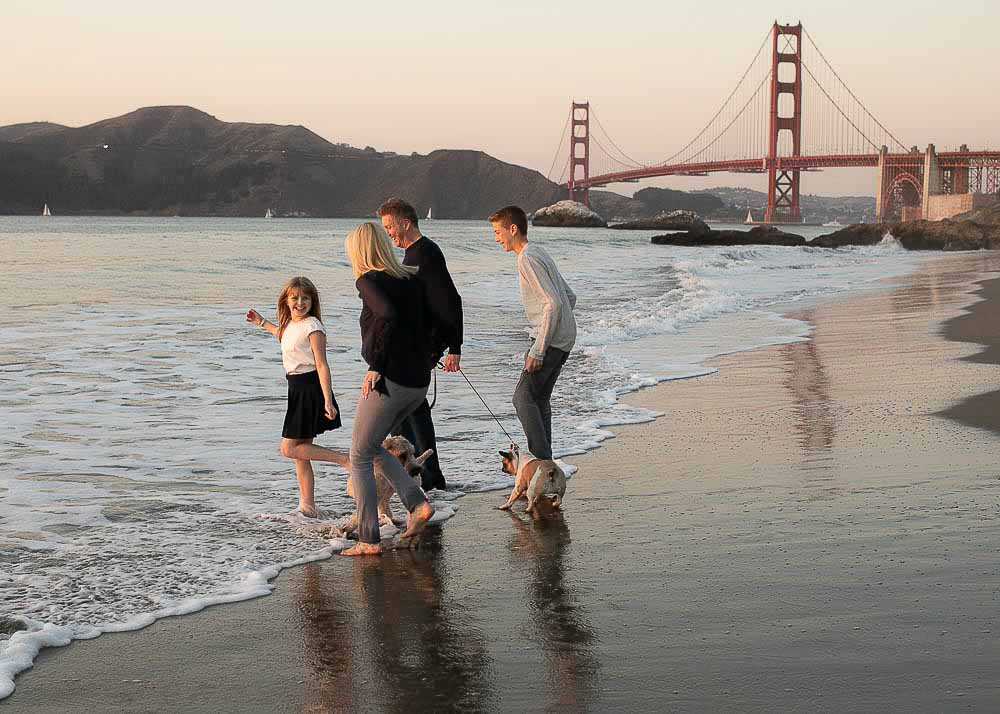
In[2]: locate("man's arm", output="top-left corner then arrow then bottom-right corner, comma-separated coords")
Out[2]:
420,244 -> 464,365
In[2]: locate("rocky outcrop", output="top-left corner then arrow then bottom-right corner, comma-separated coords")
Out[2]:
811,220 -> 1000,250
649,219 -> 1000,251
957,200 -> 1000,226
651,224 -> 805,247
611,210 -> 710,235
531,200 -> 608,228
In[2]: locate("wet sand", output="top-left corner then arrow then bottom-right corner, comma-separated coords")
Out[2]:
8,253 -> 1000,712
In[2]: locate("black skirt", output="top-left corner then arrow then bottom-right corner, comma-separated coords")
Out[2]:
283,370 -> 342,439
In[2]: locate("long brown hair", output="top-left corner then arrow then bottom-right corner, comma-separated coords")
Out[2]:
276,276 -> 322,339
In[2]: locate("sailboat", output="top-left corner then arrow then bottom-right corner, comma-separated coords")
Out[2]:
42,203 -> 51,217
264,208 -> 273,218
744,209 -> 753,224
426,206 -> 433,220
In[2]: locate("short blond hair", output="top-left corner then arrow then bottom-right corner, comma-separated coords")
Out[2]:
344,222 -> 417,280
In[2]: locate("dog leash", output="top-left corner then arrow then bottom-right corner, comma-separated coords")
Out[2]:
457,367 -> 516,444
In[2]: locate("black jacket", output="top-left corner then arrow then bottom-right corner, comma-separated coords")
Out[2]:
403,236 -> 463,361
357,271 -> 431,389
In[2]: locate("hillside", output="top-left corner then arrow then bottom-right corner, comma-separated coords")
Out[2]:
694,186 -> 876,223
0,106 -> 563,218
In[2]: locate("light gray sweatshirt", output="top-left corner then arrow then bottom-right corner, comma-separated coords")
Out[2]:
516,243 -> 577,360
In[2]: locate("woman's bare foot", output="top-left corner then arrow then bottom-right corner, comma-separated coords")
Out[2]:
298,504 -> 320,518
399,501 -> 434,543
340,542 -> 382,557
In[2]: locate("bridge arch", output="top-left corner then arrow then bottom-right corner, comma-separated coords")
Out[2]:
886,171 -> 922,220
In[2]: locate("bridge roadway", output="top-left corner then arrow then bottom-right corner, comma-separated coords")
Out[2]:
572,151 -> 1000,189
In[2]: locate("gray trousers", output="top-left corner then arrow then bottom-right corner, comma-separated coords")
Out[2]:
512,345 -> 570,460
350,377 -> 430,544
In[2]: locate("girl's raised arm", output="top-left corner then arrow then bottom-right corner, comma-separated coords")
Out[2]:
246,308 -> 279,339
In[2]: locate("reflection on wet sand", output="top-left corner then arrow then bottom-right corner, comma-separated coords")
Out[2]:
781,317 -> 835,457
297,531 -> 491,713
506,512 -> 599,712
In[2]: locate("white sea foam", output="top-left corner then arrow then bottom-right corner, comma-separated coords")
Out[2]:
0,217 -> 929,699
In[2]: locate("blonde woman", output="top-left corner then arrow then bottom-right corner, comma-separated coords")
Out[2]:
342,222 -> 435,556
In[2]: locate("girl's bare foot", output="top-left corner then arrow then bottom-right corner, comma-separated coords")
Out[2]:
341,542 -> 382,557
298,504 -> 320,518
399,502 -> 434,543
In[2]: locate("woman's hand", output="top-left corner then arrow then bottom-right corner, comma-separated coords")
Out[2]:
361,370 -> 382,398
246,309 -> 263,325
324,399 -> 338,421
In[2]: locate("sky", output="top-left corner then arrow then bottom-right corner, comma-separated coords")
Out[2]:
5,0 -> 998,197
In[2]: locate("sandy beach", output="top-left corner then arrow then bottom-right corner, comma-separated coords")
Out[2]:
8,251 -> 1000,713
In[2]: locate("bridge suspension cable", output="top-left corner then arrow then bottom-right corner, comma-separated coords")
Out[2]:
545,109 -> 571,183
651,27 -> 773,167
802,27 -> 907,152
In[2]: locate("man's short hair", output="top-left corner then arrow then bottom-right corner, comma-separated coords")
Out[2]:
488,205 -> 528,235
377,197 -> 419,226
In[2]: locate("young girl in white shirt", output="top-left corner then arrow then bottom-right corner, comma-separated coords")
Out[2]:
247,276 -> 349,517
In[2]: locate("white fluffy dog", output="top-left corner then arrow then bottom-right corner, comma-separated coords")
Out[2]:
346,435 -> 432,532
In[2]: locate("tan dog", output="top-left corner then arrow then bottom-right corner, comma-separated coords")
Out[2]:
346,436 -> 433,531
496,443 -> 566,514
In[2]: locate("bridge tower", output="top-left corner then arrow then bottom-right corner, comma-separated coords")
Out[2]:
764,22 -> 803,223
568,102 -> 590,207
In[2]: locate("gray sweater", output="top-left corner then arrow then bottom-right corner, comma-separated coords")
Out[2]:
516,243 -> 577,360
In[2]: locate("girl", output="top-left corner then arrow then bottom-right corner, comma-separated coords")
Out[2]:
341,222 -> 435,556
247,276 -> 350,517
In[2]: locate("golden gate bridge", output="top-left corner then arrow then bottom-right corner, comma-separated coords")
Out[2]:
548,22 -> 1000,224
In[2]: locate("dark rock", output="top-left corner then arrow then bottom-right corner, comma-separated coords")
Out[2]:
531,200 -> 608,228
0,616 -> 29,636
651,224 -> 805,247
957,200 -> 1000,226
811,220 -> 1000,250
612,210 -> 710,235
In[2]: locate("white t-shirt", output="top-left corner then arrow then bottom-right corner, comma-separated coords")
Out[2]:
281,316 -> 326,375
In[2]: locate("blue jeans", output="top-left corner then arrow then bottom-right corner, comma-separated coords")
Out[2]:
350,377 -> 430,544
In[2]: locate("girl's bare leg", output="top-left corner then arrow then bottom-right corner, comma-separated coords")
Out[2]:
295,459 -> 319,517
281,438 -> 350,468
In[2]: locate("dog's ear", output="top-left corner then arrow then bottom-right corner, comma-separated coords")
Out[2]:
498,450 -> 512,459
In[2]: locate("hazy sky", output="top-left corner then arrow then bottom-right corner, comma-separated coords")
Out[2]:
6,0 -> 998,196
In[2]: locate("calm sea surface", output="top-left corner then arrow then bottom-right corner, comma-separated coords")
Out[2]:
0,216 -> 926,697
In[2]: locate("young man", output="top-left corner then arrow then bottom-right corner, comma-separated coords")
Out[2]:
377,197 -> 463,491
489,205 -> 576,461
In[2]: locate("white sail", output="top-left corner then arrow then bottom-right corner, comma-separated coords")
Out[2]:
42,203 -> 51,217
264,208 -> 273,218
744,209 -> 753,224
426,207 -> 433,220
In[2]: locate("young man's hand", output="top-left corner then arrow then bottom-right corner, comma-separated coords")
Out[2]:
524,355 -> 543,373
443,354 -> 461,372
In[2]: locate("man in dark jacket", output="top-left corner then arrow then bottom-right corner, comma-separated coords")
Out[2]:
378,197 -> 463,490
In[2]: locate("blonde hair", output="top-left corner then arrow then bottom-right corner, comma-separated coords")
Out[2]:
276,276 -> 322,339
344,222 -> 417,280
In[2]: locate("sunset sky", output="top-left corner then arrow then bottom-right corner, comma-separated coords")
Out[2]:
6,0 -> 998,196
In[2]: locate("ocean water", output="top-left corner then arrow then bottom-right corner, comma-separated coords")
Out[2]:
0,216 -> 925,697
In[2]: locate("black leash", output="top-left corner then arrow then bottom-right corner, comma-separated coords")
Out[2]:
457,367 -> 516,444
